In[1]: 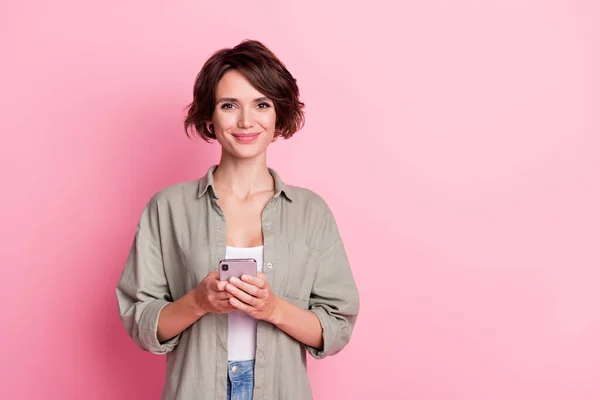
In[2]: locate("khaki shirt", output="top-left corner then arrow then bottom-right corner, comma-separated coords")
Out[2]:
116,165 -> 360,400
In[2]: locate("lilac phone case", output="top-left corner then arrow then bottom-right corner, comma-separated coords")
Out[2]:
218,258 -> 257,281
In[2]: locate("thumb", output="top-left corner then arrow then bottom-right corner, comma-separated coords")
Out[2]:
216,279 -> 228,291
202,271 -> 219,288
207,271 -> 220,279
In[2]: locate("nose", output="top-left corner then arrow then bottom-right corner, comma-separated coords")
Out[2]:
237,108 -> 254,129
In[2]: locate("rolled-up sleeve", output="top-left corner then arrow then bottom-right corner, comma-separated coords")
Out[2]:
306,211 -> 360,359
116,206 -> 180,354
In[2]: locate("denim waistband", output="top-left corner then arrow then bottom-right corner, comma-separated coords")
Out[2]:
227,359 -> 255,400
228,359 -> 255,377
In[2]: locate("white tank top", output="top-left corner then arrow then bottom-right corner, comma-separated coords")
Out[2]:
225,245 -> 264,361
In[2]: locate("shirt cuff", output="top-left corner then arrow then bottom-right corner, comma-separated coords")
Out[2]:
305,307 -> 335,359
139,299 -> 180,354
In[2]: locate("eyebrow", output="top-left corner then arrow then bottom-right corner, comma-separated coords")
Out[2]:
215,96 -> 272,104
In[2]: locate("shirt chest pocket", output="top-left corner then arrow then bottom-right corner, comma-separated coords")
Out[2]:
282,243 -> 319,303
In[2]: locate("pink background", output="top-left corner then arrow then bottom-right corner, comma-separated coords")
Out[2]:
2,1 -> 599,399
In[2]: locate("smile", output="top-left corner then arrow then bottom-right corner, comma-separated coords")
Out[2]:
231,132 -> 261,143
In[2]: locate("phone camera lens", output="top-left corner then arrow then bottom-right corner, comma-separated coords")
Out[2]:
222,264 -> 229,271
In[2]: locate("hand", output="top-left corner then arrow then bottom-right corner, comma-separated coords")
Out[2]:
225,272 -> 280,323
193,271 -> 236,315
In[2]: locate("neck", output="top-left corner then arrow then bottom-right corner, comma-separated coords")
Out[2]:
213,151 -> 274,199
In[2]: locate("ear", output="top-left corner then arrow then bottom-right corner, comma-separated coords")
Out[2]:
205,121 -> 214,134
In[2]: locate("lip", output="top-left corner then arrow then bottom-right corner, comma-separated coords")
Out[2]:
231,132 -> 261,143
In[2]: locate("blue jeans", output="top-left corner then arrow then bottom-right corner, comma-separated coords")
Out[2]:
227,360 -> 255,400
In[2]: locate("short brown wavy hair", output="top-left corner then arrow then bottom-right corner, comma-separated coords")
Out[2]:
184,40 -> 305,142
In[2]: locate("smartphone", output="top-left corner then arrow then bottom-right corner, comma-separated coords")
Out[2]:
218,258 -> 257,281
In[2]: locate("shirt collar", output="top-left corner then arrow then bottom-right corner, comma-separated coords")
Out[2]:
197,165 -> 293,202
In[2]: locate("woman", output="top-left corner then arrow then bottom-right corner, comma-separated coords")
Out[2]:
116,39 -> 360,400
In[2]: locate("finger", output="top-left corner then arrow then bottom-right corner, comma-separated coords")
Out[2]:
216,300 -> 236,311
229,297 -> 251,313
215,280 -> 228,291
228,277 -> 260,296
226,282 -> 257,306
215,291 -> 232,300
240,274 -> 265,289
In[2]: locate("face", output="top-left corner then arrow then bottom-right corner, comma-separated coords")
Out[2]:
207,69 -> 277,160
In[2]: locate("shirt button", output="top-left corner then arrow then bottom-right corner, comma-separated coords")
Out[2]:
266,262 -> 273,269
231,365 -> 239,374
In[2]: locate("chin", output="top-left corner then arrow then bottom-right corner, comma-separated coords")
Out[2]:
227,146 -> 266,160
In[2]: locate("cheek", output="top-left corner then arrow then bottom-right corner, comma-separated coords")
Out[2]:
258,112 -> 277,130
213,112 -> 237,132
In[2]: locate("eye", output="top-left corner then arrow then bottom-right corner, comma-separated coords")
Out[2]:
257,102 -> 272,109
220,103 -> 235,110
